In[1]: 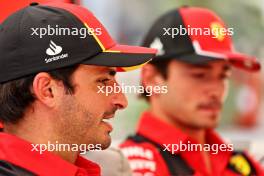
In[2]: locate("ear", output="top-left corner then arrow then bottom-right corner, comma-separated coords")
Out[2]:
141,64 -> 165,88
32,72 -> 64,108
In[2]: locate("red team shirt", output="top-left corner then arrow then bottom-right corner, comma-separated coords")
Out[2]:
120,111 -> 264,176
0,133 -> 100,176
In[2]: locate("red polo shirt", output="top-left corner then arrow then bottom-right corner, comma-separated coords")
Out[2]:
120,111 -> 264,176
0,133 -> 100,176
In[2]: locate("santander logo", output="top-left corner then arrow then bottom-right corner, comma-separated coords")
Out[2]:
45,40 -> 68,64
46,40 -> 62,56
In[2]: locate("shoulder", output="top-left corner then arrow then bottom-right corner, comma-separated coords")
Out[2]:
0,160 -> 35,176
120,136 -> 160,161
120,136 -> 170,176
228,150 -> 264,176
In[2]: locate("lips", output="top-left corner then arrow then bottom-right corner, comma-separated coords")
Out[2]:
101,120 -> 113,132
101,114 -> 115,132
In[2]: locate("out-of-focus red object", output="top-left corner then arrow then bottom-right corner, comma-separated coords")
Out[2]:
233,70 -> 262,128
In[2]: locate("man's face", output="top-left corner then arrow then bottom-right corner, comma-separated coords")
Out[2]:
155,60 -> 231,129
54,64 -> 127,149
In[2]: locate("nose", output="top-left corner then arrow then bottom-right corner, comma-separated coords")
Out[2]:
206,80 -> 227,99
112,89 -> 128,110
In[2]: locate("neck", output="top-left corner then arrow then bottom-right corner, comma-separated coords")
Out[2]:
149,103 -> 212,173
149,107 -> 206,144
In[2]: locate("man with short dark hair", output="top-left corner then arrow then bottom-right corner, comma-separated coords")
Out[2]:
120,7 -> 264,176
0,2 -> 156,176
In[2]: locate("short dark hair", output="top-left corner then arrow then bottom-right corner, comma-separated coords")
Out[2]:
0,65 -> 79,125
140,58 -> 172,101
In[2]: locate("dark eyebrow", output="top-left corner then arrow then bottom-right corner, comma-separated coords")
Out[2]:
188,63 -> 231,71
188,63 -> 212,69
97,67 -> 116,76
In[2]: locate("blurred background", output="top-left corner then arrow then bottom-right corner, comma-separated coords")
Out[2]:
82,0 -> 264,163
1,0 -> 264,164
